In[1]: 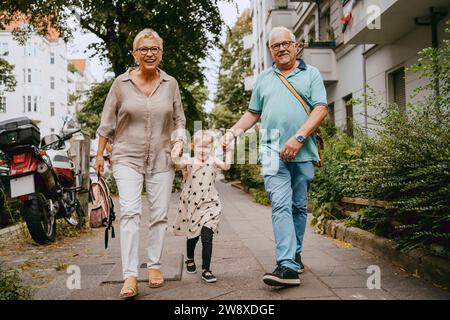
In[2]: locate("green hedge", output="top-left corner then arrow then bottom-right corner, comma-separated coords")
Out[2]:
310,24 -> 450,251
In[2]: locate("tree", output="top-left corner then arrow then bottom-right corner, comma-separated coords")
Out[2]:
210,10 -> 264,197
0,0 -> 230,126
208,105 -> 240,130
76,78 -> 113,138
0,57 -> 17,92
213,9 -> 252,118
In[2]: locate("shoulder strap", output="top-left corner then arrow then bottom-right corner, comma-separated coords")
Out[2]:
275,72 -> 311,116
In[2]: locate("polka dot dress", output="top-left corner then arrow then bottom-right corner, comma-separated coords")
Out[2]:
173,158 -> 222,239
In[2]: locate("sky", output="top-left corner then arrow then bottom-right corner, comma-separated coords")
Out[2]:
67,0 -> 251,113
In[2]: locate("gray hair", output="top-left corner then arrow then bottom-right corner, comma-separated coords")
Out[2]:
133,28 -> 163,51
269,26 -> 296,45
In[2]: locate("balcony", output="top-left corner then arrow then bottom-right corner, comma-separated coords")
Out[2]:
299,44 -> 338,85
244,75 -> 255,91
343,0 -> 449,44
265,7 -> 296,36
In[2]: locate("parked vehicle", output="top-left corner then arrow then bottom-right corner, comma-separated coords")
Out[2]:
0,116 -> 90,244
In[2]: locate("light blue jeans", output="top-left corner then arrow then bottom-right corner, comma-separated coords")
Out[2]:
263,159 -> 315,271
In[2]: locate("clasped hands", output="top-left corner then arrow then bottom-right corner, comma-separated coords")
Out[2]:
171,140 -> 184,160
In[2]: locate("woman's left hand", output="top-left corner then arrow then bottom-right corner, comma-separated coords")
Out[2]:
171,140 -> 184,159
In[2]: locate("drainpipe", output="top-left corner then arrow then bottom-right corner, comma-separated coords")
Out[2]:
363,46 -> 368,133
316,0 -> 320,41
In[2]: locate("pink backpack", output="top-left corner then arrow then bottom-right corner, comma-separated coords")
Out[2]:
89,176 -> 116,248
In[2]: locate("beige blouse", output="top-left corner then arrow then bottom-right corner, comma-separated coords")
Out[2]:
97,68 -> 186,174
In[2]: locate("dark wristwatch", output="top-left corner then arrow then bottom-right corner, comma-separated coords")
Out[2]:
295,135 -> 306,144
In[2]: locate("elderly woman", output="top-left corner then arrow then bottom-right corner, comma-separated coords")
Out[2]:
94,28 -> 185,299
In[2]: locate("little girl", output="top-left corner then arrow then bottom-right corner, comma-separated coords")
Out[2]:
171,130 -> 231,283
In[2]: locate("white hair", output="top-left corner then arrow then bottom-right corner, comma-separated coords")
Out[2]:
133,28 -> 163,51
269,26 -> 296,45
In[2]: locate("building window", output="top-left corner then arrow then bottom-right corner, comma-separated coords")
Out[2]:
320,8 -> 333,41
27,96 -> 32,112
51,128 -> 55,133
328,102 -> 335,124
23,68 -> 32,83
0,96 -> 6,113
23,96 -> 26,112
50,76 -> 55,90
343,95 -> 353,137
33,96 -> 38,112
25,43 -> 33,56
275,0 -> 288,9
50,52 -> 55,64
50,102 -> 55,116
389,67 -> 406,110
0,42 -> 8,56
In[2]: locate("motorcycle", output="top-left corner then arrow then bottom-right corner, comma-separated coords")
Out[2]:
0,116 -> 88,244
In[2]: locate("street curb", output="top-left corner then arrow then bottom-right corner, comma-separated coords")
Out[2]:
0,222 -> 24,236
322,219 -> 450,291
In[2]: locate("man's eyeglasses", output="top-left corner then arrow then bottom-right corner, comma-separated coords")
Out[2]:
270,41 -> 295,51
135,46 -> 161,56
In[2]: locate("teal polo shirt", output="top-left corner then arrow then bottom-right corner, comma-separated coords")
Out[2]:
249,59 -> 327,163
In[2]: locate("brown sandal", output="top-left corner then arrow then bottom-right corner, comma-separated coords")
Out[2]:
148,268 -> 164,288
119,276 -> 138,299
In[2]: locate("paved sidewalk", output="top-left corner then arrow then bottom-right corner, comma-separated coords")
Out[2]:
1,181 -> 449,300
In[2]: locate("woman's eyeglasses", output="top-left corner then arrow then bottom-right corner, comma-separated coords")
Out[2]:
269,41 -> 295,51
135,46 -> 161,56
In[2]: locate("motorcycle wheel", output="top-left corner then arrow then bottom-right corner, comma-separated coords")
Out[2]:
23,198 -> 56,244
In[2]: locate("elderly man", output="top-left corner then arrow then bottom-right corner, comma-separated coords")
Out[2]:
222,26 -> 328,286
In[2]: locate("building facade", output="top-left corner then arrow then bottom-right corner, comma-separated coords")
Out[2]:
67,58 -> 96,117
0,21 -> 69,136
246,0 -> 449,134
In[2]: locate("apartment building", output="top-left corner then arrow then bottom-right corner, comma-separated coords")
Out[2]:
246,0 -> 449,134
0,20 -> 69,136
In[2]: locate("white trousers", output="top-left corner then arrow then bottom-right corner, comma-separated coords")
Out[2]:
112,164 -> 174,279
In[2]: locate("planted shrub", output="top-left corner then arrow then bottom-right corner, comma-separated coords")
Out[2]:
310,23 -> 450,251
0,264 -> 32,300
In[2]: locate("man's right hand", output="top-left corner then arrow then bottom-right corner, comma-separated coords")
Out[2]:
94,157 -> 105,177
221,131 -> 235,151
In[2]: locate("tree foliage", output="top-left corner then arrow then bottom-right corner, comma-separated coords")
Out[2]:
0,57 -> 17,92
0,0 -> 230,126
213,8 -> 252,121
310,22 -> 450,251
76,78 -> 113,138
210,10 -> 266,203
